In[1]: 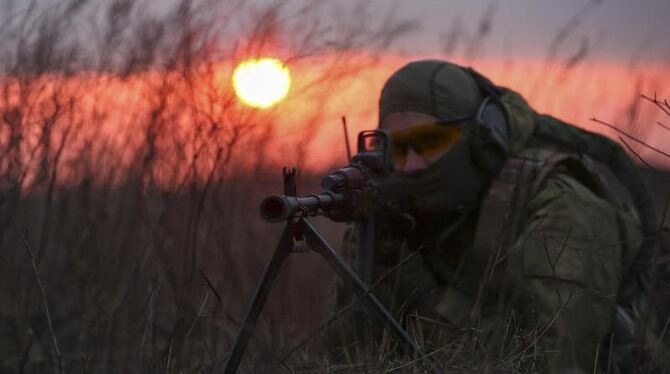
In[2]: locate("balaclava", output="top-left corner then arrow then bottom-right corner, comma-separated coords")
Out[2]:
378,60 -> 505,216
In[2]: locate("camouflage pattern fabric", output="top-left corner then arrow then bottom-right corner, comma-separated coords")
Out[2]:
482,150 -> 643,373
328,87 -> 649,373
378,60 -> 483,123
329,59 -> 659,372
329,160 -> 644,373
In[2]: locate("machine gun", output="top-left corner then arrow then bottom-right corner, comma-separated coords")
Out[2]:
223,130 -> 440,374
260,129 -> 394,283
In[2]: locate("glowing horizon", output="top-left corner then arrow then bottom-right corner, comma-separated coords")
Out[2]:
0,53 -> 668,190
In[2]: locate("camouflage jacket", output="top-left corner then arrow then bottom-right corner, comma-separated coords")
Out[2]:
333,89 -> 656,373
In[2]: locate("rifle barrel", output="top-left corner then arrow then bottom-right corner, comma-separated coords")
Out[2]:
259,192 -> 349,222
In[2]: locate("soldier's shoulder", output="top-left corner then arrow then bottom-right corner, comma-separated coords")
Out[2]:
498,88 -> 536,154
528,169 -> 603,210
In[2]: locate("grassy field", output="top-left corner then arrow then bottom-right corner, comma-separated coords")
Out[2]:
0,1 -> 669,373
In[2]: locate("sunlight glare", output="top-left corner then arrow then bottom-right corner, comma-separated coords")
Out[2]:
233,58 -> 290,109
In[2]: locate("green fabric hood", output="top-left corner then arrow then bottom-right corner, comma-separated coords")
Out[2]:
378,60 -> 484,124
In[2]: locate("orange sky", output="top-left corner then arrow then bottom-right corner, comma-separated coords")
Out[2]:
275,55 -> 670,170
2,54 -> 669,189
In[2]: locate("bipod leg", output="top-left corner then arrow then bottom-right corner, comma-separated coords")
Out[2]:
222,223 -> 294,374
355,217 -> 375,285
299,218 -> 442,374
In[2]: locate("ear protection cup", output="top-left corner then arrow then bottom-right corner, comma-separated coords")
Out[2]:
469,97 -> 510,174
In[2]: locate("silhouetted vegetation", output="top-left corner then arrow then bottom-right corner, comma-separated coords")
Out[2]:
0,1 -> 667,373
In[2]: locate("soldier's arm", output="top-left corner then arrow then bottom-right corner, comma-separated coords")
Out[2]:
505,169 -> 642,373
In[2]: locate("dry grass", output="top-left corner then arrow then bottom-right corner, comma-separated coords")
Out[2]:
0,1 -> 388,372
0,1 -> 668,373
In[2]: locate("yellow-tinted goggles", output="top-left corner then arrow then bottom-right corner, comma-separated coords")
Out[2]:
391,122 -> 464,168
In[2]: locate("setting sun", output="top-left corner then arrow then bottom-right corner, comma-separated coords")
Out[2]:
232,58 -> 291,109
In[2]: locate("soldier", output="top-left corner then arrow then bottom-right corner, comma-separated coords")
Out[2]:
330,60 -> 663,373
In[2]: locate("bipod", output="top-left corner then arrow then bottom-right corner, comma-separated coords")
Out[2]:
222,168 -> 442,374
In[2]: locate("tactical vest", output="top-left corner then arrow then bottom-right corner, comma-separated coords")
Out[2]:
465,139 -> 670,369
471,147 -> 625,282
472,89 -> 658,287
423,145 -> 629,295
445,97 -> 668,367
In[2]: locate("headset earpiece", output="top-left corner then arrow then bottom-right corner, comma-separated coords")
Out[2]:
470,97 -> 510,174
